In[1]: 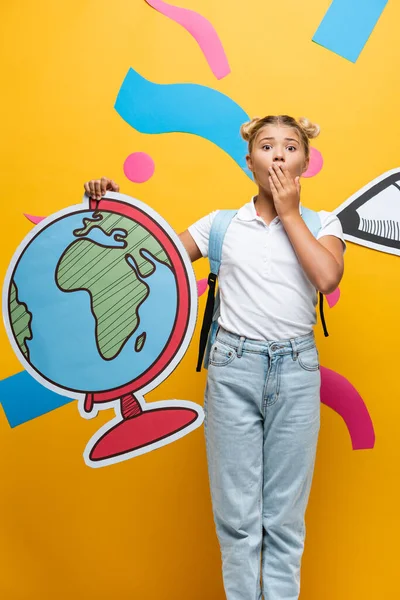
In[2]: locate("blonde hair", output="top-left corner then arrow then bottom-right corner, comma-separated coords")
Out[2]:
240,115 -> 320,160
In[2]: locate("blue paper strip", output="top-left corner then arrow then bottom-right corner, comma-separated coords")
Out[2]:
115,68 -> 251,178
312,0 -> 388,63
0,370 -> 72,427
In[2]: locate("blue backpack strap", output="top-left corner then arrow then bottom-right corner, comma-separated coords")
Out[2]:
301,206 -> 329,338
208,209 -> 238,274
196,209 -> 237,372
301,206 -> 322,237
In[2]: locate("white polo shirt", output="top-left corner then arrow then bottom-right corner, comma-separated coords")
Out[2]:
188,198 -> 345,341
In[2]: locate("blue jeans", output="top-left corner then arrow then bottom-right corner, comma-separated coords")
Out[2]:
204,327 -> 321,600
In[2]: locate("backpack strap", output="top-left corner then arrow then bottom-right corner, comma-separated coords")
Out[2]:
301,206 -> 322,238
301,206 -> 329,337
208,209 -> 239,273
318,291 -> 329,337
196,210 -> 237,372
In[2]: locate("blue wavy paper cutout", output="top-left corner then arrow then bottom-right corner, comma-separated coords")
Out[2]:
115,68 -> 251,178
0,370 -> 72,427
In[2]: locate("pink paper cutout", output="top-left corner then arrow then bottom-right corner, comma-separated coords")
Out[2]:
24,214 -> 45,224
144,0 -> 231,80
326,287 -> 340,308
302,147 -> 324,178
197,278 -> 207,297
123,152 -> 155,183
320,366 -> 375,450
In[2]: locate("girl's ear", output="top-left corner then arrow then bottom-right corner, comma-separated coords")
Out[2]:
301,158 -> 309,175
246,154 -> 253,173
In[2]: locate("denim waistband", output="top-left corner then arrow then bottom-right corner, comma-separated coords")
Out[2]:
215,327 -> 316,358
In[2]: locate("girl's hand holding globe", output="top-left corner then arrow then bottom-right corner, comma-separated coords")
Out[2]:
84,178 -> 120,200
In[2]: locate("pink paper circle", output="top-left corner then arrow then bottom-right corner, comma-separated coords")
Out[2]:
123,152 -> 155,183
302,147 -> 323,178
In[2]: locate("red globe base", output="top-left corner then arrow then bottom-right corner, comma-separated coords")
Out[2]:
89,407 -> 199,462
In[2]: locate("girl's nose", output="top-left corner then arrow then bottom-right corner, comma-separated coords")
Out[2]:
273,155 -> 285,162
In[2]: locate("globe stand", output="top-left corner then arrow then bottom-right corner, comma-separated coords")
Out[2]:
87,392 -> 200,462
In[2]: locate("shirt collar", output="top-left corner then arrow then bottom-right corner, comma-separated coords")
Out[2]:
237,197 -> 303,222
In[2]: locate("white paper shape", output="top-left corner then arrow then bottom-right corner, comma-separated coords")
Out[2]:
334,168 -> 400,256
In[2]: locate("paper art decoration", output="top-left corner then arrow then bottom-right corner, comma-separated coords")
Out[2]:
197,278 -> 207,297
302,147 -> 324,178
313,0 -> 388,63
0,369 -> 72,427
114,68 -> 251,178
319,296 -> 375,450
334,168 -> 400,256
326,287 -> 341,308
2,192 -> 204,467
144,0 -> 230,80
123,152 -> 155,183
23,214 -> 45,224
319,287 -> 374,450
320,367 -> 375,449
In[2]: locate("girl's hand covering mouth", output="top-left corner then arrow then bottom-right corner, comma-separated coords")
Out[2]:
268,163 -> 301,221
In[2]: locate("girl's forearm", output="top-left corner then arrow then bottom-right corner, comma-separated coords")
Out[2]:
281,214 -> 343,294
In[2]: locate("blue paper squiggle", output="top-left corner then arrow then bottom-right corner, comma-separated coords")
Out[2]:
115,68 -> 251,178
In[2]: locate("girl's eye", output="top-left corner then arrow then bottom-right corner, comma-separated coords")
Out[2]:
262,145 -> 272,150
287,146 -> 297,152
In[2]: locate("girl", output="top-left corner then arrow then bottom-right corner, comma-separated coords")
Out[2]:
84,115 -> 345,600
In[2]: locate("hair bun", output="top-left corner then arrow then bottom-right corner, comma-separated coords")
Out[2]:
298,117 -> 320,139
240,117 -> 262,142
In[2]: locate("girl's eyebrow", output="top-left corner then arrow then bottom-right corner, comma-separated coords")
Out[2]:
259,137 -> 299,143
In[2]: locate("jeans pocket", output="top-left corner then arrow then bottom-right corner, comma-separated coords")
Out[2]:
209,340 -> 236,367
297,346 -> 320,372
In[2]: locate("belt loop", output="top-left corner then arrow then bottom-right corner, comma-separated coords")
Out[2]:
237,336 -> 245,358
290,338 -> 298,361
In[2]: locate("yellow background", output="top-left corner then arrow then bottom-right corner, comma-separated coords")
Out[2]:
0,1 -> 399,598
